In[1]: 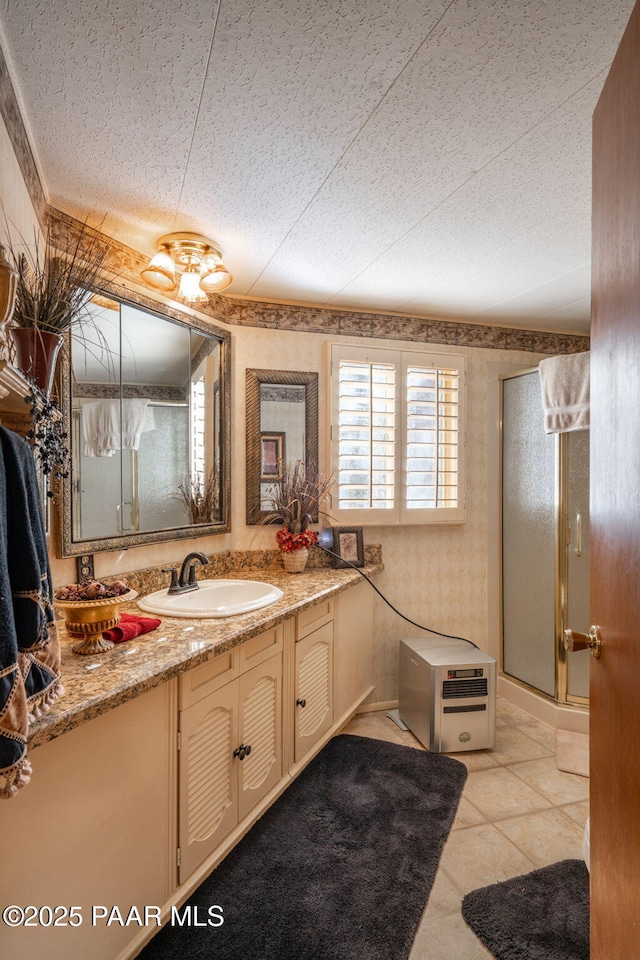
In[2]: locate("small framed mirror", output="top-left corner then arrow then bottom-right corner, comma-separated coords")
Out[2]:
246,369 -> 318,525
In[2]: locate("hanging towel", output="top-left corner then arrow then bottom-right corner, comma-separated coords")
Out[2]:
0,427 -> 63,799
82,398 -> 150,457
81,401 -> 115,457
538,352 -> 590,434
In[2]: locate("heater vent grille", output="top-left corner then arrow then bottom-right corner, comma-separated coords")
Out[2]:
442,678 -> 488,699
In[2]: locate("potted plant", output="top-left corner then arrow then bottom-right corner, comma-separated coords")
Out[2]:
262,460 -> 333,573
4,219 -> 111,394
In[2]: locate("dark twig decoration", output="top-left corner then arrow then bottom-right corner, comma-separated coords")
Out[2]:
24,383 -> 70,495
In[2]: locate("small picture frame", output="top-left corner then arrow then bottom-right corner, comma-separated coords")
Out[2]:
260,432 -> 286,481
332,526 -> 365,568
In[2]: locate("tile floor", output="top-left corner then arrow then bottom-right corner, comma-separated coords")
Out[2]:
342,697 -> 589,960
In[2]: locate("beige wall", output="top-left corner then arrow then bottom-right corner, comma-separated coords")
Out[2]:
0,112 -> 40,245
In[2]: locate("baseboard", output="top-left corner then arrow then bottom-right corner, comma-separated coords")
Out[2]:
357,699 -> 398,714
498,676 -> 589,734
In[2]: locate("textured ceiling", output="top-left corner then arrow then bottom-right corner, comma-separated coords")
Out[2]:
0,0 -> 635,333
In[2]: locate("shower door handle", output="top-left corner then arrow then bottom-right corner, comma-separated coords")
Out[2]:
575,513 -> 582,557
564,626 -> 602,659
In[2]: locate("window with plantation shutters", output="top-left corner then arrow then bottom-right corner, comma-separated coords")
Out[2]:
330,345 -> 465,524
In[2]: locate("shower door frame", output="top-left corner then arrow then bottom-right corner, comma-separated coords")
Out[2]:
499,369 -> 589,708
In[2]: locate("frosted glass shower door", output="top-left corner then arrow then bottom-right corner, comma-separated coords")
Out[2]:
566,429 -> 590,701
502,372 -> 556,697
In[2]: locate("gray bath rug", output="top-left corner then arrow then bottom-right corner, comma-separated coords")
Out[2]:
139,733 -> 467,960
461,859 -> 589,960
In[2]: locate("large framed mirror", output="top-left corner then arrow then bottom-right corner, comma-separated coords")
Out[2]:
61,284 -> 231,556
246,369 -> 318,525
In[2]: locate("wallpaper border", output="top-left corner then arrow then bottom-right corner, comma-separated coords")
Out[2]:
0,40 -> 47,227
49,208 -> 589,356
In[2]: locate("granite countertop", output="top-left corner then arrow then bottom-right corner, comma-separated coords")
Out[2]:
30,563 -> 382,750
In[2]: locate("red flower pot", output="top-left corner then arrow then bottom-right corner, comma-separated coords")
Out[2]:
10,328 -> 63,394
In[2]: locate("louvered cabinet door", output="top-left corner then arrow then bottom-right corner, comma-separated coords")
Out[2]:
294,621 -> 334,763
178,681 -> 238,881
237,653 -> 283,822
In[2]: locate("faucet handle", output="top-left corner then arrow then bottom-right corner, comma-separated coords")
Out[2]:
162,568 -> 179,592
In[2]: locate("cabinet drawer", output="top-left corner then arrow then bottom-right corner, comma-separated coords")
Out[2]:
238,626 -> 283,672
179,649 -> 239,708
297,599 -> 334,639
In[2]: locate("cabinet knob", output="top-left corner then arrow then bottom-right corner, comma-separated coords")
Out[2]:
233,744 -> 249,760
296,698 -> 306,708
244,744 -> 252,756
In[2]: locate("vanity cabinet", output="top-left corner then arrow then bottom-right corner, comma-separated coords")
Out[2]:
294,601 -> 334,763
3,574 -> 376,960
178,628 -> 283,881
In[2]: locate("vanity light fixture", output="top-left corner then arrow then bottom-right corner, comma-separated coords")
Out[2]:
141,232 -> 232,303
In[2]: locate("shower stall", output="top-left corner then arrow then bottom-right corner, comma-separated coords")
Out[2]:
500,369 -> 589,713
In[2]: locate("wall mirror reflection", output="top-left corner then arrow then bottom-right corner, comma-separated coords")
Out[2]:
61,288 -> 230,556
246,369 -> 318,525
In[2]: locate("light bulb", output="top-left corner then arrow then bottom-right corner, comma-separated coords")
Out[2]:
178,264 -> 208,302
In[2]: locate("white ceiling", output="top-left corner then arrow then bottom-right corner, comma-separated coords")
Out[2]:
0,0 -> 634,333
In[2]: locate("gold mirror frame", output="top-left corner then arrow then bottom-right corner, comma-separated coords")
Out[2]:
245,369 -> 318,525
60,282 -> 231,557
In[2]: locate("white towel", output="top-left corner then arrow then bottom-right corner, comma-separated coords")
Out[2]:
81,399 -> 150,456
82,401 -> 116,458
538,352 -> 590,434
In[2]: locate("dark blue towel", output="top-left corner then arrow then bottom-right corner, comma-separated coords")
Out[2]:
0,426 -> 62,798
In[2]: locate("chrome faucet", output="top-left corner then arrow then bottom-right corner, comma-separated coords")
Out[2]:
163,552 -> 210,595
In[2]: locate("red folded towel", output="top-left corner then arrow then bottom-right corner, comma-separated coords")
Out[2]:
69,612 -> 162,643
103,613 -> 162,643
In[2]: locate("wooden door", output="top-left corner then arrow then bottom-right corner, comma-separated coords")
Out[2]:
237,653 -> 283,822
294,621 -> 334,763
591,2 -> 640,954
178,681 -> 238,882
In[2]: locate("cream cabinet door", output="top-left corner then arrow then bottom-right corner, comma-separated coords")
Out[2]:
178,680 -> 238,882
237,653 -> 283,822
295,621 -> 334,763
334,581 -> 374,720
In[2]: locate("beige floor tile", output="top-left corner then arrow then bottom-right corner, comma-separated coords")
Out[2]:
508,757 -> 590,805
461,766 -> 551,821
516,718 -> 557,751
560,799 -> 590,827
418,868 -> 462,922
488,725 -> 555,764
342,713 -> 409,746
443,749 -> 499,771
495,698 -> 539,728
410,911 -> 494,959
495,808 -> 585,867
440,823 -> 534,894
451,796 -> 487,830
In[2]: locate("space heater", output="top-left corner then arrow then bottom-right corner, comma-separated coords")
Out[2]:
399,637 -> 496,753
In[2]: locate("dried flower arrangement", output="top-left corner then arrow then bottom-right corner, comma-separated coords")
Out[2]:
7,218 -> 112,335
173,469 -> 220,524
262,460 -> 333,552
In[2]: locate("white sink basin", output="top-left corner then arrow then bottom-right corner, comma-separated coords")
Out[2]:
137,579 -> 284,619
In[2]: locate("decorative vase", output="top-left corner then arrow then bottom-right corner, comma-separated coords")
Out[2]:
281,547 -> 309,573
9,327 -> 63,394
53,589 -> 138,656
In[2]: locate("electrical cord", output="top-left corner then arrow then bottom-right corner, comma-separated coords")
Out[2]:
316,543 -> 480,650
